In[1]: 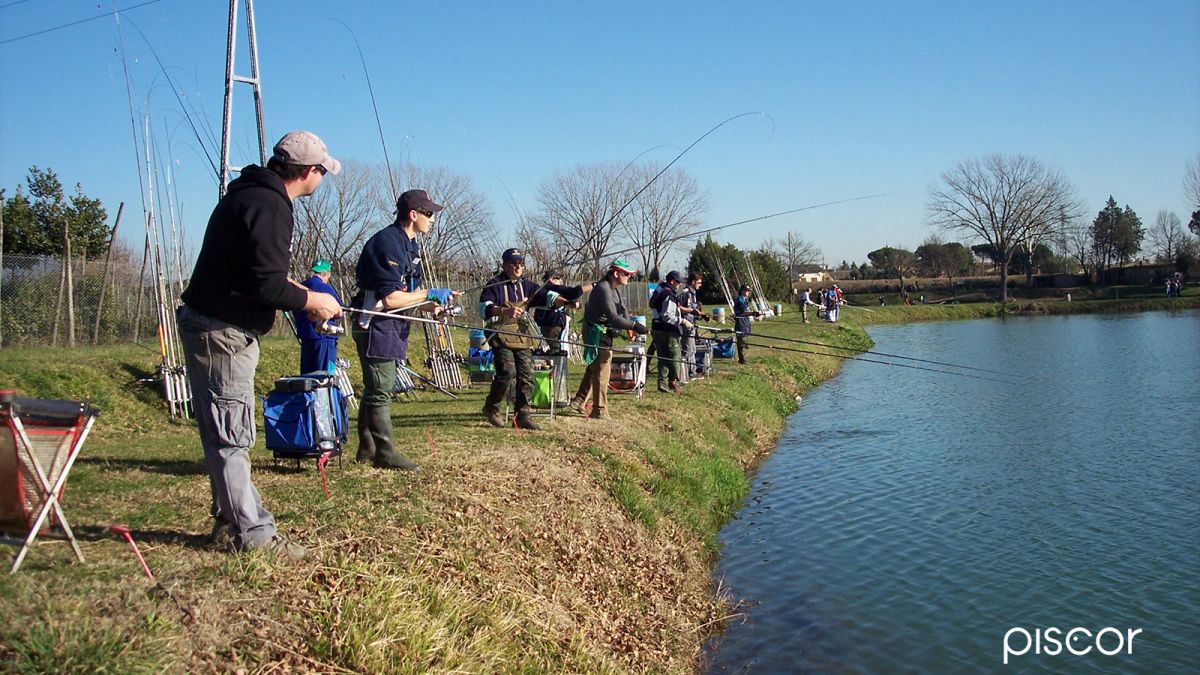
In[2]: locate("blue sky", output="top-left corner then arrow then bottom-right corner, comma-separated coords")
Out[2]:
2,0 -> 1197,269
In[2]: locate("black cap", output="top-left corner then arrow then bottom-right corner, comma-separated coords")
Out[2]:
542,269 -> 563,282
739,284 -> 752,293
502,248 -> 525,264
396,189 -> 444,215
665,270 -> 684,284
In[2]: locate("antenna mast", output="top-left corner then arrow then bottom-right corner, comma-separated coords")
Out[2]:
219,0 -> 267,196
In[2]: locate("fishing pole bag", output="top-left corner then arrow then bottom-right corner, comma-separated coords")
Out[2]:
712,338 -> 735,359
262,374 -> 348,459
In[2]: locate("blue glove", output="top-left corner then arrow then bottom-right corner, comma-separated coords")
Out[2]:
426,287 -> 453,304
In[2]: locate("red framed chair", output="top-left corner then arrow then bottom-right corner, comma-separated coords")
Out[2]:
0,392 -> 100,573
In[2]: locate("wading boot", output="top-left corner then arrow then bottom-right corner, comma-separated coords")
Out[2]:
355,411 -> 375,463
365,405 -> 420,471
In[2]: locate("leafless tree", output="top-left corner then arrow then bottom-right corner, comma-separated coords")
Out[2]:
1186,154 -> 1200,209
927,153 -> 1081,301
387,163 -> 497,285
1185,154 -> 1200,236
293,159 -> 387,297
1057,217 -> 1095,281
533,162 -> 635,280
1149,210 -> 1193,263
765,230 -> 822,278
620,163 -> 707,279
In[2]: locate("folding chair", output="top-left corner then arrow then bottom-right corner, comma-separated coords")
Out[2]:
0,393 -> 100,573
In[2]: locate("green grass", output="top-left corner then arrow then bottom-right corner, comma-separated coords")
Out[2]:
1,297 -> 1191,671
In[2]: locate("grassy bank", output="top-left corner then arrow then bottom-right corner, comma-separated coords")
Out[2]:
0,311 -> 857,673
3,296 -> 1195,672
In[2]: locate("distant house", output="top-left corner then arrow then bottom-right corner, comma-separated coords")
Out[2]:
793,265 -> 831,284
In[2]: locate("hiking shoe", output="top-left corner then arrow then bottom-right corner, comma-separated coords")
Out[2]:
568,399 -> 587,416
210,519 -> 235,549
256,534 -> 307,562
588,409 -> 610,420
515,415 -> 542,431
657,385 -> 673,394
484,410 -> 506,428
670,382 -> 683,394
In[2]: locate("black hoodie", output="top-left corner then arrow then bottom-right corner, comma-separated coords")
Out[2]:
180,165 -> 308,334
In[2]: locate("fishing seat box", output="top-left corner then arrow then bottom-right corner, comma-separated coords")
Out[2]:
262,374 -> 348,460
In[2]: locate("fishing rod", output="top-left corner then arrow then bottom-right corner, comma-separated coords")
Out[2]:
345,307 -> 701,368
457,192 -> 887,297
333,19 -> 399,204
556,112 -> 775,273
703,328 -> 1014,377
696,327 -> 1014,384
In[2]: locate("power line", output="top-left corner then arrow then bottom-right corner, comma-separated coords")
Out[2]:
0,0 -> 37,10
0,0 -> 163,46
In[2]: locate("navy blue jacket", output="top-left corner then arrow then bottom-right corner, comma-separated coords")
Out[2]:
296,275 -> 343,341
354,222 -> 422,359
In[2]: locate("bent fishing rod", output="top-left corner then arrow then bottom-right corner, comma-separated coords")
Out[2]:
694,327 -> 1015,384
700,327 -> 1014,377
456,191 -> 888,297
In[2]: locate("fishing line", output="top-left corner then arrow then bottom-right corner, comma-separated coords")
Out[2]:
720,330 -> 1015,377
697,328 -> 1015,384
558,112 -> 775,271
333,19 -> 398,203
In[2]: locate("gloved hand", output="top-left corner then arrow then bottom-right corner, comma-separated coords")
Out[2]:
681,318 -> 694,331
426,287 -> 453,304
698,312 -> 710,322
632,322 -> 649,336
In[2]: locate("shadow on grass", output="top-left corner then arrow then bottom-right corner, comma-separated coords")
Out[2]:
75,457 -> 206,476
0,524 -> 213,551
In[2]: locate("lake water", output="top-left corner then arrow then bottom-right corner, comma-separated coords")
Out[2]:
705,310 -> 1200,674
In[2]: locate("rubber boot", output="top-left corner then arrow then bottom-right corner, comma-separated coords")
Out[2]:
355,411 -> 375,463
366,405 -> 420,471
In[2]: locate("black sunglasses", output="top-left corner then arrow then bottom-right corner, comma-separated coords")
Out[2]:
313,165 -> 328,176
416,208 -> 434,218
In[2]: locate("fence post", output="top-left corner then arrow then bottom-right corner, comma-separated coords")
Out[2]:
63,222 -> 75,347
93,203 -> 124,344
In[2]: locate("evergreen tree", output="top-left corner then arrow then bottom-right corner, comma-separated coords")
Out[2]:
3,166 -> 110,257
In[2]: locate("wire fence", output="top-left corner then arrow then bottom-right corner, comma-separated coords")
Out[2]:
0,254 -> 657,349
0,253 -> 173,348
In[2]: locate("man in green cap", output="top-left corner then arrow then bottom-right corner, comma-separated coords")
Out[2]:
569,258 -> 647,419
298,259 -> 343,375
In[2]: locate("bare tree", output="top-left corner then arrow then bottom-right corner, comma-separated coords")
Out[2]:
927,153 -> 1081,301
1186,154 -> 1200,209
1149,210 -> 1192,263
1186,154 -> 1200,236
1057,218 -> 1096,281
293,159 -> 387,296
387,163 -> 497,284
533,162 -> 634,280
766,230 -> 822,278
620,163 -> 707,279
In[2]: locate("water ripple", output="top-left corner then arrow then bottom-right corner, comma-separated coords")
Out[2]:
706,311 -> 1200,674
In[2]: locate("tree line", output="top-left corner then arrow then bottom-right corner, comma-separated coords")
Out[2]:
6,151 -> 1198,308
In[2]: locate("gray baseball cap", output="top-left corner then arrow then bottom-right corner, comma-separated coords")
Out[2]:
272,131 -> 341,175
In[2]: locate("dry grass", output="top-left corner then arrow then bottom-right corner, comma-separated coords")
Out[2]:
1,311 -> 856,673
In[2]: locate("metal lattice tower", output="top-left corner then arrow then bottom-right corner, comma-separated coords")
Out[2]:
219,0 -> 267,197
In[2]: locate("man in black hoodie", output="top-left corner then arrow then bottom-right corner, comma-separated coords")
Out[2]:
178,131 -> 343,561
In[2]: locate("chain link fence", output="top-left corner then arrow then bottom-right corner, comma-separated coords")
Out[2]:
0,253 -> 175,348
